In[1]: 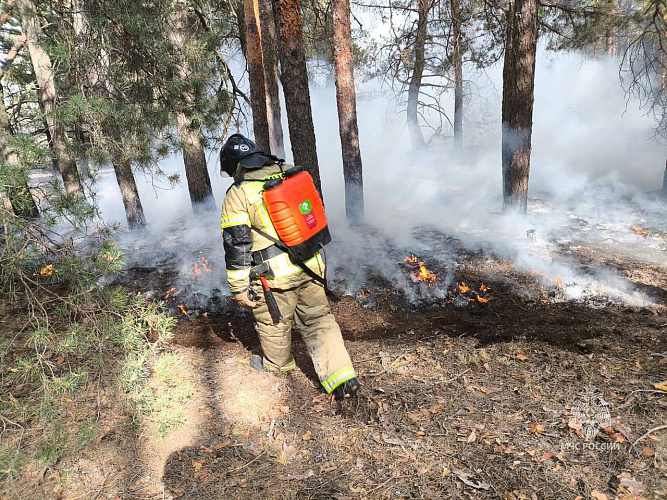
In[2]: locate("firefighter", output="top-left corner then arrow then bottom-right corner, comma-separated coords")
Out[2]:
219,133 -> 360,400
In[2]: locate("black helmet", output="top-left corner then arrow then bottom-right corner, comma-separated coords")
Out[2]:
219,133 -> 274,176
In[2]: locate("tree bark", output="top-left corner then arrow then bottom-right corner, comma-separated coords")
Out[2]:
332,0 -> 364,221
407,0 -> 428,150
501,0 -> 538,214
273,0 -> 322,194
451,0 -> 463,150
167,8 -> 217,212
176,112 -> 216,211
0,84 -> 38,218
259,0 -> 285,157
662,157 -> 667,193
112,156 -> 145,229
244,0 -> 271,152
605,0 -> 614,56
16,0 -> 83,197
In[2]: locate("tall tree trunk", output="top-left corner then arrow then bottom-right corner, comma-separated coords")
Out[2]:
273,0 -> 322,194
0,84 -> 38,218
244,0 -> 271,152
662,157 -> 667,193
407,0 -> 427,150
167,8 -> 217,211
332,0 -> 363,221
606,0 -> 614,56
16,0 -> 83,197
451,0 -> 463,150
112,156 -> 145,229
501,0 -> 538,214
176,112 -> 216,211
259,0 -> 285,157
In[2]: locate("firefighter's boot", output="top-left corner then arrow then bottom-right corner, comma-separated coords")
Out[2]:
332,377 -> 360,401
250,354 -> 265,371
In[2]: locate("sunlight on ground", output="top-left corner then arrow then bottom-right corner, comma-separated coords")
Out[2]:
214,360 -> 283,430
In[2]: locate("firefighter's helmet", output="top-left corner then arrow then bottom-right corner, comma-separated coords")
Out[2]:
220,133 -> 274,177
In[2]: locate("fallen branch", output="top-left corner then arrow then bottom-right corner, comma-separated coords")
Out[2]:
364,475 -> 409,494
631,424 -> 667,448
439,368 -> 471,384
227,450 -> 266,474
624,389 -> 667,400
373,353 -> 411,378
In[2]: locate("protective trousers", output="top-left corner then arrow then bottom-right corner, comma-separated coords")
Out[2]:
251,279 -> 356,393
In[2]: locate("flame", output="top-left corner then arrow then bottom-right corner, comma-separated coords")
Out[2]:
416,262 -> 437,284
358,288 -> 371,297
458,282 -> 470,294
631,225 -> 650,237
40,264 -> 54,277
480,284 -> 489,292
555,278 -> 563,288
477,296 -> 489,303
164,287 -> 176,300
404,255 -> 418,264
178,305 -> 187,315
192,256 -> 213,279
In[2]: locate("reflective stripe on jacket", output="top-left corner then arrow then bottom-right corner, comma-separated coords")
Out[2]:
221,162 -> 325,294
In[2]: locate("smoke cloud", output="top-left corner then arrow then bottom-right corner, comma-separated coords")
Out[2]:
96,49 -> 667,311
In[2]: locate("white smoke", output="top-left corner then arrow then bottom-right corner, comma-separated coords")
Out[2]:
94,48 -> 666,310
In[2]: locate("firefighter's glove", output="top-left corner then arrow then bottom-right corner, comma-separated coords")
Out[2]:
234,290 -> 257,309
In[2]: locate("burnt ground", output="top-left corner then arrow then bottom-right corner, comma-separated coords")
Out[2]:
2,245 -> 667,499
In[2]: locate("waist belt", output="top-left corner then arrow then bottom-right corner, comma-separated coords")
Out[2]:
252,244 -> 284,265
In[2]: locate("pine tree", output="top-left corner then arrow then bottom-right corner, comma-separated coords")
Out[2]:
273,0 -> 322,194
501,0 -> 539,213
16,0 -> 83,197
244,0 -> 271,152
332,0 -> 363,220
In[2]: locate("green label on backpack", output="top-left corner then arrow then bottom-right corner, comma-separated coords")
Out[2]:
299,200 -> 312,215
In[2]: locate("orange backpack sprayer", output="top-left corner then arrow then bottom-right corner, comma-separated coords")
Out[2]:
262,166 -> 331,261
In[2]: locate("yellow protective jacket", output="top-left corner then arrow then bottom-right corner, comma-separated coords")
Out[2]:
220,162 -> 325,294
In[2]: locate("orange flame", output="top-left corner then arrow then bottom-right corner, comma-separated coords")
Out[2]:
458,282 -> 470,294
40,264 -> 54,277
178,305 -> 187,315
480,284 -> 489,292
631,225 -> 650,237
193,262 -> 202,276
164,287 -> 176,300
416,262 -> 437,284
201,256 -> 212,273
477,296 -> 489,303
404,255 -> 418,264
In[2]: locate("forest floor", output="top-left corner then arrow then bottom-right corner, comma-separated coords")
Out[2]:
0,215 -> 667,500
1,231 -> 667,499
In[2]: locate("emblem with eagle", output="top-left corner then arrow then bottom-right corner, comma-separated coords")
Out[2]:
571,387 -> 612,441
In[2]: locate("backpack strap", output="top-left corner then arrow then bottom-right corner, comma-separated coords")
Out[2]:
250,226 -> 340,302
